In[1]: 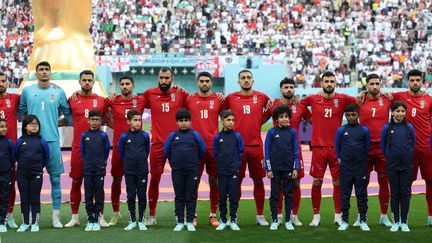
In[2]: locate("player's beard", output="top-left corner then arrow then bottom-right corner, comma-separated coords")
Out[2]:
323,86 -> 335,94
410,85 -> 421,93
199,86 -> 210,93
121,89 -> 132,96
282,92 -> 294,100
159,83 -> 171,92
368,88 -> 380,97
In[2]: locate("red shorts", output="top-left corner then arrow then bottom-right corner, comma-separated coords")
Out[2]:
69,147 -> 84,179
239,145 -> 265,179
297,151 -> 305,179
199,148 -> 217,177
412,147 -> 432,181
110,144 -> 124,177
367,143 -> 386,174
149,143 -> 167,177
310,147 -> 339,179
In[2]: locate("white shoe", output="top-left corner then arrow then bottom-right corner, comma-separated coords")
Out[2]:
359,222 -> 370,231
138,222 -> 147,231
186,222 -> 196,231
65,215 -> 80,228
352,214 -> 360,227
92,223 -> 100,231
84,223 -> 94,231
6,216 -> 18,228
277,214 -> 283,226
124,221 -> 137,231
309,214 -> 321,227
230,222 -> 240,231
270,221 -> 278,230
390,222 -> 400,232
99,215 -> 109,228
216,223 -> 227,231
290,214 -> 303,226
401,223 -> 410,232
52,210 -> 63,229
31,224 -> 39,232
256,215 -> 269,226
379,215 -> 393,227
108,213 -> 121,226
145,216 -> 157,226
338,222 -> 349,231
285,221 -> 294,230
17,223 -> 30,232
0,225 -> 7,233
173,223 -> 184,231
334,213 -> 342,226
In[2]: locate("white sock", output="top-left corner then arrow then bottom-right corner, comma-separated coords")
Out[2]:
72,214 -> 79,219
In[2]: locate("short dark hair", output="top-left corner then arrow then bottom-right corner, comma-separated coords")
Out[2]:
79,70 -> 94,79
160,67 -> 174,78
220,110 -> 234,120
366,73 -> 380,83
0,72 -> 5,77
22,115 -> 41,136
119,76 -> 134,84
279,77 -> 295,88
272,105 -> 292,121
197,71 -> 212,81
345,104 -> 359,113
321,71 -> 335,80
407,69 -> 423,80
127,109 -> 141,120
175,108 -> 191,121
35,61 -> 51,72
88,109 -> 101,118
0,117 -> 6,123
238,69 -> 253,78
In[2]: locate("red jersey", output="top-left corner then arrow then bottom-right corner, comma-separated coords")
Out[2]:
392,91 -> 432,148
184,93 -> 225,148
0,93 -> 20,142
301,93 -> 355,146
142,87 -> 188,143
225,90 -> 270,146
68,94 -> 109,148
108,95 -> 147,142
359,94 -> 391,142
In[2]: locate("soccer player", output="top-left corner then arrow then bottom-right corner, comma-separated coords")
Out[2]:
184,71 -> 225,226
225,70 -> 271,226
106,76 -> 146,226
65,70 -> 110,228
143,67 -> 188,226
265,78 -> 311,225
335,104 -> 370,231
301,71 -> 355,226
18,61 -> 73,228
391,69 -> 432,226
358,73 -> 393,227
0,72 -> 19,228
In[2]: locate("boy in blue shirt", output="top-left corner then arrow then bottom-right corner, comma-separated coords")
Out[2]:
0,118 -> 14,233
264,105 -> 299,231
118,110 -> 150,231
80,110 -> 110,232
164,109 -> 206,232
335,104 -> 371,231
213,110 -> 244,231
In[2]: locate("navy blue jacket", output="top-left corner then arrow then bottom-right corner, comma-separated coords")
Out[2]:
335,123 -> 371,170
213,129 -> 244,176
164,129 -> 206,171
15,135 -> 49,175
118,129 -> 150,176
0,136 -> 14,173
80,128 -> 110,176
264,126 -> 300,172
381,122 -> 415,170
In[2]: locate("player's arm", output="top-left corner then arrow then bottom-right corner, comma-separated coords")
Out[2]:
163,132 -> 176,161
143,132 -> 151,161
334,127 -> 344,160
301,103 -> 312,124
263,128 -> 274,172
103,133 -> 111,163
300,94 -> 311,107
103,98 -> 113,128
380,125 -> 389,155
193,131 -> 207,160
59,90 -> 73,125
17,88 -> 27,118
262,100 -> 273,124
41,138 -> 50,167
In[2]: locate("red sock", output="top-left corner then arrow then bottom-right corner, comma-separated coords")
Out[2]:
333,184 -> 341,214
148,175 -> 161,216
253,179 -> 265,215
292,185 -> 301,215
378,175 -> 390,214
209,183 -> 219,214
111,181 -> 121,212
426,180 -> 432,216
70,179 -> 82,214
311,184 -> 322,214
7,174 -> 16,214
277,188 -> 283,214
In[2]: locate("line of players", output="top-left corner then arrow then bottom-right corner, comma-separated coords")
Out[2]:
0,62 -> 431,232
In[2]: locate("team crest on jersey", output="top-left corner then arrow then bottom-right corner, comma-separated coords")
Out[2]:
92,99 -> 98,107
420,100 -> 425,109
209,100 -> 214,109
132,99 -> 137,108
253,95 -> 257,104
378,97 -> 383,106
171,93 -> 176,102
334,99 -> 339,107
50,94 -> 55,102
291,105 -> 297,113
5,99 -> 10,108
